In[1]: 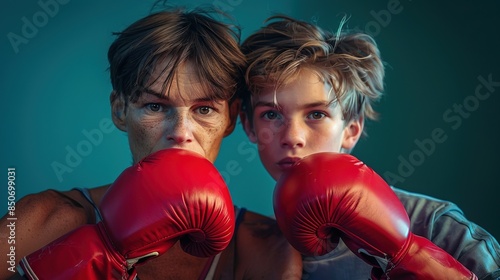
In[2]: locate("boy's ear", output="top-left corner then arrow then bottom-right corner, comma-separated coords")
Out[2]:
239,110 -> 257,143
223,99 -> 241,137
341,117 -> 364,152
110,91 -> 127,132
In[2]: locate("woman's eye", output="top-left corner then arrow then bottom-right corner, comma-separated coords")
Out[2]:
198,106 -> 212,115
146,103 -> 162,112
309,111 -> 326,120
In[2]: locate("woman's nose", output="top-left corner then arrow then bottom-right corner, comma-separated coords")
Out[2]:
166,111 -> 194,144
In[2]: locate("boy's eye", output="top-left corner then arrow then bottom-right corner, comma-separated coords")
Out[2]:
263,111 -> 280,120
308,111 -> 326,120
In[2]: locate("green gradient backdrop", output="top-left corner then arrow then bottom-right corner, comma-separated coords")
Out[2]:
2,0 -> 499,240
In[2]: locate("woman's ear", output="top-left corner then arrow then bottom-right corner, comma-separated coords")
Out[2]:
110,91 -> 127,132
341,117 -> 364,152
223,99 -> 241,137
239,110 -> 257,143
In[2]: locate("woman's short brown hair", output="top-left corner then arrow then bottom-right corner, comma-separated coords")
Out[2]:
108,7 -> 246,104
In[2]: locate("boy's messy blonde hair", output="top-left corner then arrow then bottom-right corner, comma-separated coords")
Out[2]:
240,15 -> 384,133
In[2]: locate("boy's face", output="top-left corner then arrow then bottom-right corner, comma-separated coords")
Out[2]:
112,62 -> 238,164
242,69 -> 362,181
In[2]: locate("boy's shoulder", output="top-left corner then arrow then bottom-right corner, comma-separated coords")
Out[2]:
391,187 -> 461,217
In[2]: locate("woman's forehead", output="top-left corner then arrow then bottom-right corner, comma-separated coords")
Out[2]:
146,64 -> 221,100
147,59 -> 232,101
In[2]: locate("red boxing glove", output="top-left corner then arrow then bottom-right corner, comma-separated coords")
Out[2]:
274,152 -> 477,280
20,148 -> 235,280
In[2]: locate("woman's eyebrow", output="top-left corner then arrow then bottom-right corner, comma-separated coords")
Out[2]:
141,89 -> 221,104
142,88 -> 167,99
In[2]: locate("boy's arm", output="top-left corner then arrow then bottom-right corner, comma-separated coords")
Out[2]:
232,210 -> 302,280
0,188 -> 101,279
274,153 -> 478,280
398,190 -> 500,279
433,216 -> 500,280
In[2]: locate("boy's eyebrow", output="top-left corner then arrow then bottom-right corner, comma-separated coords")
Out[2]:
253,100 -> 334,109
253,101 -> 279,108
303,101 -> 334,109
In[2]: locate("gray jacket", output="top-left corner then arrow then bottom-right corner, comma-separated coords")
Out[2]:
302,187 -> 500,280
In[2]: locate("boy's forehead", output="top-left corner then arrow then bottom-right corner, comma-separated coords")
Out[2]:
254,75 -> 335,103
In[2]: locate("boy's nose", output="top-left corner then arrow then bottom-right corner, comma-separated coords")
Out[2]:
280,119 -> 305,149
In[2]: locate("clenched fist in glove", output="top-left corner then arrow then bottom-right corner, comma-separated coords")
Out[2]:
273,152 -> 477,280
20,148 -> 235,280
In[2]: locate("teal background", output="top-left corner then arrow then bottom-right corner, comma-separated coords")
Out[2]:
1,0 -> 499,239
